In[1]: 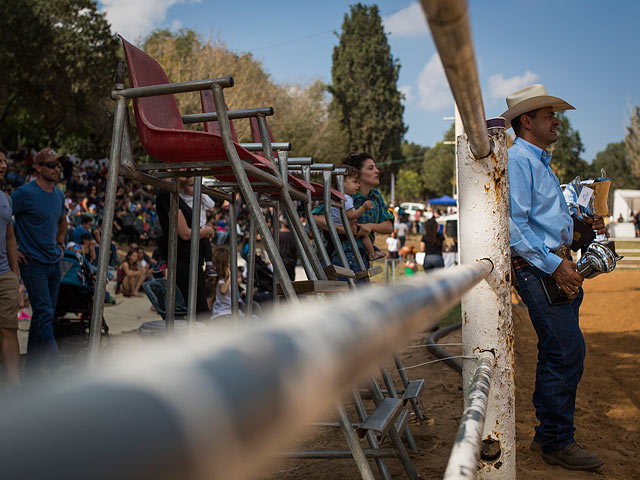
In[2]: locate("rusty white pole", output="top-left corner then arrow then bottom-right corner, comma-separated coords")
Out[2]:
456,120 -> 515,479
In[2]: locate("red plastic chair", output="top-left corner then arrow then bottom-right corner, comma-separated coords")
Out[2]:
122,34 -> 310,196
198,88 -> 314,194
116,35 -> 304,300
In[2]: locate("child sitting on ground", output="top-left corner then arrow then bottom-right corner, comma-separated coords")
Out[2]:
211,247 -> 232,319
331,165 -> 386,261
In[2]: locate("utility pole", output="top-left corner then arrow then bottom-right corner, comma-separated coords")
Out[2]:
444,103 -> 464,197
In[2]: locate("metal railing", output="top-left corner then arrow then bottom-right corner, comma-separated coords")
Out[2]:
420,0 -> 490,158
420,0 -> 515,478
444,352 -> 496,479
0,262 -> 492,480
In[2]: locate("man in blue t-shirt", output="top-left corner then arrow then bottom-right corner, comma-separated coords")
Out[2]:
12,148 -> 67,373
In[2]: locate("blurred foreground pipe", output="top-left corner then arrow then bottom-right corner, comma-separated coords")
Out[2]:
1,262 -> 492,480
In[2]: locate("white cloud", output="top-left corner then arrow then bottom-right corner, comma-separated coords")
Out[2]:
399,85 -> 412,104
383,3 -> 428,37
488,71 -> 539,99
100,0 -> 200,41
417,53 -> 452,112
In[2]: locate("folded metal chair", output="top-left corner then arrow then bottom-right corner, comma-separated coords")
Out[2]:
89,36 -> 311,359
199,91 -> 349,298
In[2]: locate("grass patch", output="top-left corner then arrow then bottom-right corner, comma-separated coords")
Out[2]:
440,302 -> 461,328
614,240 -> 640,251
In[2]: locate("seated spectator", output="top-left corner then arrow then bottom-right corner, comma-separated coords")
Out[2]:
80,234 -> 97,264
71,215 -> 93,244
81,184 -> 99,213
116,248 -> 145,297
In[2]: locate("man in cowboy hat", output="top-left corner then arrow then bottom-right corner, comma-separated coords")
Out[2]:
504,84 -> 605,471
12,148 -> 67,374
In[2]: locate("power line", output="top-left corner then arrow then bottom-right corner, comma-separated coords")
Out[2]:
250,30 -> 333,53
248,5 -> 412,55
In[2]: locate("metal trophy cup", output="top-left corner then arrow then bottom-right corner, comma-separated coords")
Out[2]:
563,169 -> 622,280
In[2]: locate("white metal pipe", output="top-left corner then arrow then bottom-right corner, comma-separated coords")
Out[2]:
457,127 -> 515,478
0,262 -> 491,480
187,176 -> 203,327
419,0 -> 490,158
444,351 -> 495,480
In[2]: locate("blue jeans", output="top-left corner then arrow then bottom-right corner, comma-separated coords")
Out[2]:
423,253 -> 444,271
514,264 -> 585,452
20,259 -> 61,372
332,248 -> 370,286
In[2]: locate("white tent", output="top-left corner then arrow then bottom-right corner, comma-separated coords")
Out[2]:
611,189 -> 640,237
613,189 -> 640,222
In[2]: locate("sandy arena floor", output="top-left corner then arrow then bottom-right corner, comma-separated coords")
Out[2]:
8,263 -> 640,479
260,269 -> 640,480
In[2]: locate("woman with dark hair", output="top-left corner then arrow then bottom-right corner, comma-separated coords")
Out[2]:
81,184 -> 99,213
313,152 -> 393,278
155,178 -> 215,314
420,217 -> 445,271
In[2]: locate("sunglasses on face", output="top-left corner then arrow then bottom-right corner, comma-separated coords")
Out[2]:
39,162 -> 61,169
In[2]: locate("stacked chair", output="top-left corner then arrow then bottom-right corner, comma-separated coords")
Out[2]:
89,36 -> 423,479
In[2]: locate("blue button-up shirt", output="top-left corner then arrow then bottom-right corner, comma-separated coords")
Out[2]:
508,137 -> 573,274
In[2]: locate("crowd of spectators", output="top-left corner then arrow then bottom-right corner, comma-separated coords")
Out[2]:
1,146 -> 237,268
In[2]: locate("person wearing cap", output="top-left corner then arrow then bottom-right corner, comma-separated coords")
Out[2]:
503,84 -> 606,471
0,148 -> 21,386
11,148 -> 67,374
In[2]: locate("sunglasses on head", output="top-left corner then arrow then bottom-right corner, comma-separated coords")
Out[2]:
39,161 -> 61,169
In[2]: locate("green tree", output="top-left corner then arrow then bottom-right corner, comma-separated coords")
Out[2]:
591,141 -> 640,189
550,112 -> 588,184
395,168 -> 423,203
0,0 -> 119,156
625,105 -> 640,177
400,140 -> 429,164
392,141 -> 428,202
421,125 -> 455,198
329,3 -> 406,179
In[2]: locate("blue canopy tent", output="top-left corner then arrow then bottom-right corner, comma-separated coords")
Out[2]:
428,195 -> 457,206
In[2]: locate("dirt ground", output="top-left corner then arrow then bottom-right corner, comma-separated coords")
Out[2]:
261,269 -> 640,480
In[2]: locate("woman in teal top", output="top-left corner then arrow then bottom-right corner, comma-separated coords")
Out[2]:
313,152 -> 393,277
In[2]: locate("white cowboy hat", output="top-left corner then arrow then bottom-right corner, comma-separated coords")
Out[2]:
501,84 -> 574,129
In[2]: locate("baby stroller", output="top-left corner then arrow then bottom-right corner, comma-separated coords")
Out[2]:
55,249 -> 109,338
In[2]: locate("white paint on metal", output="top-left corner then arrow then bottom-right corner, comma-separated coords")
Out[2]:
457,129 -> 516,479
444,351 -> 495,479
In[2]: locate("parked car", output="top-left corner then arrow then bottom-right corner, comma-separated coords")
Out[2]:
399,202 -> 426,217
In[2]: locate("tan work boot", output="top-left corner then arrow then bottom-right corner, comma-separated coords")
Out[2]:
541,442 -> 603,471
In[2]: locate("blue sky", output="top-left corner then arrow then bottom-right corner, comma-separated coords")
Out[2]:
98,0 -> 640,162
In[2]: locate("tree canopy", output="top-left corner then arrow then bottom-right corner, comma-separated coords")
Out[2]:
143,29 -> 346,163
330,3 -> 406,179
625,105 -> 640,178
0,0 -> 119,156
591,141 -> 640,189
421,124 -> 456,198
549,112 -> 588,184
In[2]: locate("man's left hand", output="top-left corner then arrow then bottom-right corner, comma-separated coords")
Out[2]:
587,216 -> 609,237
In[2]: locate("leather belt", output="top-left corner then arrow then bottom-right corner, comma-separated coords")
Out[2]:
512,257 -> 530,270
512,246 -> 572,271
